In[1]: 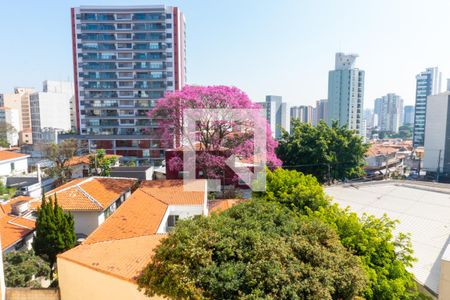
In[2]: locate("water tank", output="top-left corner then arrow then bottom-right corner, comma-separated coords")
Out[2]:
11,200 -> 30,216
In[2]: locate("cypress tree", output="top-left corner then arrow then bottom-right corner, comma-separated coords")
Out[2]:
32,193 -> 76,280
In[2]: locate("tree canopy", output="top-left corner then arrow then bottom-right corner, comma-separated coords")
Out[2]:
276,120 -> 368,183
32,193 -> 76,280
138,200 -> 367,299
3,250 -> 50,287
43,139 -> 79,184
259,168 -> 420,300
150,85 -> 281,180
88,149 -> 118,176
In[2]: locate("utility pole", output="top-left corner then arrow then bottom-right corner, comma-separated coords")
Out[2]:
327,163 -> 331,185
437,149 -> 442,182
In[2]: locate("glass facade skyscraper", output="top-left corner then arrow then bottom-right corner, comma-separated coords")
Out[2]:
413,67 -> 441,147
71,5 -> 186,164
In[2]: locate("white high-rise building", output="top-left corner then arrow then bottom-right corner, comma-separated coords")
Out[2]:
413,67 -> 441,147
265,95 -> 290,139
315,99 -> 328,124
376,93 -> 404,133
423,87 -> 450,176
0,107 -> 20,146
30,81 -> 74,144
327,53 -> 364,135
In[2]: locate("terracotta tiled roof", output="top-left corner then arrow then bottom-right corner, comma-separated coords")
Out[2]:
33,177 -> 137,212
139,179 -> 206,205
366,144 -> 399,157
66,154 -> 121,167
0,151 -> 29,162
84,189 -> 168,244
58,234 -> 165,282
0,197 -> 35,251
208,199 -> 243,214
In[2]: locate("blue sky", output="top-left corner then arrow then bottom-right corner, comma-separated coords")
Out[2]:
1,0 -> 450,107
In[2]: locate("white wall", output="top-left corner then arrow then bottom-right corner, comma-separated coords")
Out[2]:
424,93 -> 448,172
0,157 -> 28,177
157,205 -> 204,234
71,211 -> 103,236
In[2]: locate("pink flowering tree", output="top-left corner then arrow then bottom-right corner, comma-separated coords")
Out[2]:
150,85 -> 281,180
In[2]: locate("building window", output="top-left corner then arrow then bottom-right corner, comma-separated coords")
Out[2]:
167,215 -> 179,230
10,162 -> 15,171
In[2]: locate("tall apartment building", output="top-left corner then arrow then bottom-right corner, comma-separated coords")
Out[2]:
30,81 -> 74,144
327,53 -> 364,135
364,109 -> 374,129
0,107 -> 20,146
71,5 -> 186,164
0,88 -> 35,145
291,105 -> 314,124
264,95 -> 289,139
423,89 -> 450,176
403,105 -> 415,126
376,93 -> 404,133
315,99 -> 328,124
413,67 -> 441,147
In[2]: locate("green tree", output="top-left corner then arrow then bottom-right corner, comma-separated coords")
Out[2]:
88,149 -> 118,176
32,193 -> 76,280
138,200 -> 367,299
43,139 -> 78,184
0,181 -> 16,200
254,167 -> 329,213
277,120 -> 368,183
260,168 -> 420,299
4,250 -> 50,287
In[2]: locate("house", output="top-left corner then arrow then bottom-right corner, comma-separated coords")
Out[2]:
30,177 -> 137,236
66,154 -> 121,179
57,179 -> 207,300
326,181 -> 450,299
110,166 -> 154,180
0,196 -> 35,254
0,151 -> 29,177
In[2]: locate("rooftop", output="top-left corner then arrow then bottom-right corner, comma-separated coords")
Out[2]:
32,177 -> 137,212
325,181 -> 450,295
59,179 -> 207,282
66,154 -> 121,167
0,151 -> 29,162
0,196 -> 35,251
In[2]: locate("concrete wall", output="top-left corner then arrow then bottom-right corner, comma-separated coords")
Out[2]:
440,244 -> 450,299
424,94 -> 448,173
5,288 -> 59,300
58,258 -> 163,300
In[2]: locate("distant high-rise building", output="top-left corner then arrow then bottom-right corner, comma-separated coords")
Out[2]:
0,107 -> 20,146
72,5 -> 186,164
413,67 -> 441,147
403,105 -> 415,125
30,81 -> 74,144
315,99 -> 328,124
265,95 -> 290,139
373,97 -> 382,127
364,108 -> 374,128
327,53 -> 364,135
0,87 -> 35,145
291,105 -> 313,124
376,93 -> 404,133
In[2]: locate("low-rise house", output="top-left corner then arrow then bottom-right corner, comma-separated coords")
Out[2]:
30,177 -> 136,236
0,151 -> 29,177
0,196 -> 35,254
110,166 -> 154,180
57,179 -> 207,300
66,154 -> 121,179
